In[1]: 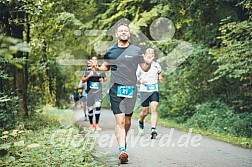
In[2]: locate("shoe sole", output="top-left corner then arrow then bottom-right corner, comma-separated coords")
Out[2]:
119,152 -> 128,164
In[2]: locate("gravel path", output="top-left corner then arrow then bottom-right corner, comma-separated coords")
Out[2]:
74,108 -> 252,167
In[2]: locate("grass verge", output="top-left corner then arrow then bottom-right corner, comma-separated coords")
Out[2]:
0,105 -> 104,166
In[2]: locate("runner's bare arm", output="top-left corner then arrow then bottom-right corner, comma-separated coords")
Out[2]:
158,73 -> 163,83
98,61 -> 110,71
139,63 -> 151,72
82,71 -> 94,82
136,69 -> 146,84
139,53 -> 154,72
88,61 -> 110,72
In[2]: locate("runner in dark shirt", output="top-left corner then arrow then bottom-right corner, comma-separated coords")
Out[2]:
88,23 -> 153,164
82,56 -> 106,131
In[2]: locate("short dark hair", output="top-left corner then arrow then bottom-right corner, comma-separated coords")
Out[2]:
145,48 -> 154,53
116,23 -> 129,30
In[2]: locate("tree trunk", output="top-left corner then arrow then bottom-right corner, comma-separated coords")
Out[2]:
24,13 -> 30,114
12,8 -> 28,117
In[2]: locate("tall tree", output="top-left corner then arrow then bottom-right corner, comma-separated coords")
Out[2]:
0,1 -> 28,116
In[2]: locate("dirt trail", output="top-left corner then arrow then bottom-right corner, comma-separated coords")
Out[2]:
75,108 -> 252,167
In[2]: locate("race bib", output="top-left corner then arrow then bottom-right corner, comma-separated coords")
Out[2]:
90,82 -> 100,89
145,83 -> 158,92
117,86 -> 134,98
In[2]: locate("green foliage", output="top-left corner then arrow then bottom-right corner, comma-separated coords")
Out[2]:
159,45 -> 217,122
20,114 -> 60,131
232,112 -> 252,138
0,35 -> 29,68
0,95 -> 18,130
0,0 -> 251,154
0,36 -> 26,127
0,127 -> 102,166
186,101 -> 252,137
24,0 -> 93,110
208,1 -> 252,112
187,101 -> 234,131
212,20 -> 252,80
0,107 -> 103,166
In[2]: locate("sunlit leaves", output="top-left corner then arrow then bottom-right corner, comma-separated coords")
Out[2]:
0,35 -> 30,59
14,140 -> 25,147
212,18 -> 252,80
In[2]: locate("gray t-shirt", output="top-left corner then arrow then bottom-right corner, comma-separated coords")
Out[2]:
104,44 -> 144,86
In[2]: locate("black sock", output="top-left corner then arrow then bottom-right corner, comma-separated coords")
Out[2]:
88,110 -> 93,124
95,113 -> 100,124
95,107 -> 101,124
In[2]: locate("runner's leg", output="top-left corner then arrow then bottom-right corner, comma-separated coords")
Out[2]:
150,101 -> 158,128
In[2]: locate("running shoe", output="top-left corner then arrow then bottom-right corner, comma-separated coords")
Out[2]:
118,148 -> 128,164
138,119 -> 144,135
88,124 -> 95,131
151,130 -> 158,139
95,124 -> 102,131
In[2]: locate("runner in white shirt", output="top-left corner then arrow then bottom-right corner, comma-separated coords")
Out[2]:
136,48 -> 163,139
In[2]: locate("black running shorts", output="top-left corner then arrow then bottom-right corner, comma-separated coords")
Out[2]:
140,91 -> 159,107
109,83 -> 137,116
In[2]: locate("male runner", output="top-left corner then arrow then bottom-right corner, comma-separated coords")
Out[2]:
136,48 -> 163,139
88,23 -> 153,163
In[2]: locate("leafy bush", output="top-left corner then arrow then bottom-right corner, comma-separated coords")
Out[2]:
0,95 -> 19,130
20,114 -> 60,131
186,101 -> 252,137
232,112 -> 252,138
158,45 -> 216,122
0,127 -> 102,166
0,107 -> 103,166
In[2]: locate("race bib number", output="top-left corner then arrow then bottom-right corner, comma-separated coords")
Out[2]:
117,86 -> 134,98
145,84 -> 158,92
90,82 -> 100,89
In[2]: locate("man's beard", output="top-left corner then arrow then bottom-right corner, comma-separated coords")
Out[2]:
119,39 -> 128,43
118,36 -> 129,42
